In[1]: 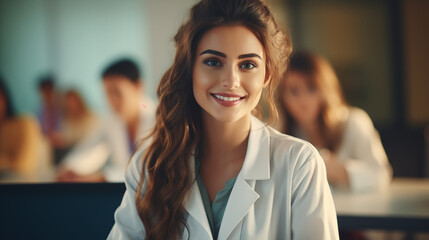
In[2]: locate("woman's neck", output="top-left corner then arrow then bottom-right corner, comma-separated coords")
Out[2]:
200,114 -> 251,165
299,120 -> 325,148
299,120 -> 318,134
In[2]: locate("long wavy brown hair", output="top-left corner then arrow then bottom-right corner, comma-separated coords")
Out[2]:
136,0 -> 291,239
277,52 -> 348,151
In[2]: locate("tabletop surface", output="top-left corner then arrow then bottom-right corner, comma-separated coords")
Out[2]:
332,178 -> 429,218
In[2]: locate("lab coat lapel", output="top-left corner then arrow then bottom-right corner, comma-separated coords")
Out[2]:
184,154 -> 213,240
217,116 -> 271,240
217,177 -> 259,240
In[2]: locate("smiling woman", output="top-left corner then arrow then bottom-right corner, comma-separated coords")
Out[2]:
108,0 -> 339,240
193,25 -> 266,123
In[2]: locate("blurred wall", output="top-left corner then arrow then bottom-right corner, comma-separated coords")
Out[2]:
49,0 -> 151,113
403,0 -> 429,126
0,0 -> 51,114
145,0 -> 197,100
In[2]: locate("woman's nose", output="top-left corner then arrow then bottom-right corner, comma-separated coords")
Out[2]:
221,66 -> 240,89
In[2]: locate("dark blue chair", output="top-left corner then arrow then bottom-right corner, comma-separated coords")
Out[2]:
0,183 -> 125,240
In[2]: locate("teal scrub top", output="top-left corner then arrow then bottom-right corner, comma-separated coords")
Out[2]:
195,152 -> 237,240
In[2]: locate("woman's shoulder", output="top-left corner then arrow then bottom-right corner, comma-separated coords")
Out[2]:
253,116 -> 312,152
266,125 -> 321,170
6,115 -> 40,133
267,125 -> 316,150
15,114 -> 38,124
344,107 -> 375,133
347,107 -> 372,121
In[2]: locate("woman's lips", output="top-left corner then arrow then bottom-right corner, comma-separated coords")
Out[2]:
210,93 -> 245,107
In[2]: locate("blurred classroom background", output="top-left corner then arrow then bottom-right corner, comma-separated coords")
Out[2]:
0,0 -> 428,179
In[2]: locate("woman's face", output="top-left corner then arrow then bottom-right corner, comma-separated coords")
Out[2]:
282,71 -> 322,125
103,76 -> 142,123
193,25 -> 266,123
64,93 -> 83,118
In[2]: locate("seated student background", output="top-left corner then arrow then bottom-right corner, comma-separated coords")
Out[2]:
36,76 -> 64,165
276,51 -> 392,192
53,89 -> 101,181
50,89 -> 99,151
0,78 -> 50,182
56,59 -> 156,182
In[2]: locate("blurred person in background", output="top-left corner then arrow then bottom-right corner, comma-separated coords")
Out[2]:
101,59 -> 156,153
37,75 -> 64,164
0,77 -> 49,182
276,51 -> 392,192
57,59 -> 156,182
49,89 -> 99,161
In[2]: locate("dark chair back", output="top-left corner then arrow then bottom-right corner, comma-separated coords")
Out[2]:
0,183 -> 125,240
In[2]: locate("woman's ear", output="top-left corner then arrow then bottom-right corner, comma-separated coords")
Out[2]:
264,71 -> 271,88
264,79 -> 270,88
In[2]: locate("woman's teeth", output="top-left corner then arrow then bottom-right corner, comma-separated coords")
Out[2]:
214,94 -> 241,102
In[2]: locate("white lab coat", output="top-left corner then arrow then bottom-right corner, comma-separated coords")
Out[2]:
108,116 -> 339,239
335,108 -> 392,192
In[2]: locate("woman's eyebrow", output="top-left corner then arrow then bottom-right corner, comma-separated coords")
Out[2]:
199,49 -> 226,58
238,53 -> 262,60
199,50 -> 262,60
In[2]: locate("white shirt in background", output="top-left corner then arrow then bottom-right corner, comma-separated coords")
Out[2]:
335,107 -> 392,192
60,96 -> 156,182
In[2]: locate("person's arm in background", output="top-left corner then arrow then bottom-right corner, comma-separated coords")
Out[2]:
324,108 -> 392,192
56,114 -> 131,182
56,122 -> 109,182
319,148 -> 350,188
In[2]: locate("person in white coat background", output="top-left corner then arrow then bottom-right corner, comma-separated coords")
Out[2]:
276,51 -> 392,192
108,0 -> 339,239
56,59 -> 156,182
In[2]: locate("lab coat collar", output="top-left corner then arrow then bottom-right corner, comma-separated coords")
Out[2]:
184,158 -> 213,239
184,115 -> 271,240
241,115 -> 271,180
